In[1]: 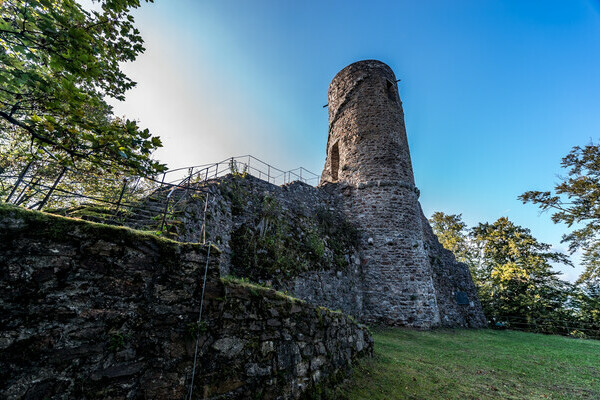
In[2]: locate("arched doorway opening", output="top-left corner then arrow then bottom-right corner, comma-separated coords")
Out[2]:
330,141 -> 340,181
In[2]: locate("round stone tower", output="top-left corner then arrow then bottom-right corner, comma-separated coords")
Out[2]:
322,60 -> 441,327
321,60 -> 415,186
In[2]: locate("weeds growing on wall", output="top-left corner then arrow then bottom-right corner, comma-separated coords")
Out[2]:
315,206 -> 360,267
230,194 -> 359,282
222,173 -> 250,216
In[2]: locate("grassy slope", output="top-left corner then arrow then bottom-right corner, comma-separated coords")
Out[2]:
340,328 -> 600,400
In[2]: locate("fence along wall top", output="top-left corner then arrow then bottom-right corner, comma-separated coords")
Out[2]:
156,155 -> 320,187
2,154 -> 321,212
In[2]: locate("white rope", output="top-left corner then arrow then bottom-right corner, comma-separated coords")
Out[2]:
200,193 -> 210,245
187,242 -> 212,400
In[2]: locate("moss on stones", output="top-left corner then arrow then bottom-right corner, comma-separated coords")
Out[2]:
0,203 -> 220,269
228,191 -> 359,283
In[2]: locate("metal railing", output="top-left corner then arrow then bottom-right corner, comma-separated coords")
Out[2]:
491,315 -> 600,339
1,155 -> 320,234
157,155 -> 320,187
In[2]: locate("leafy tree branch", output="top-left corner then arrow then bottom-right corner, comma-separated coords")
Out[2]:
0,0 -> 165,177
520,143 -> 600,283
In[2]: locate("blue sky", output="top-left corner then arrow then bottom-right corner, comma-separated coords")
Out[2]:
106,0 -> 600,281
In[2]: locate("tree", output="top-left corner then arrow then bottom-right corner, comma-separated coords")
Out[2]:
520,143 -> 600,284
471,217 -> 573,325
569,281 -> 600,338
0,118 -> 148,210
0,0 -> 164,178
431,212 -> 600,337
429,211 -> 477,269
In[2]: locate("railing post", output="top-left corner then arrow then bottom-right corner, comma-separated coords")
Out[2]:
114,178 -> 128,215
267,165 -> 271,183
215,163 -> 219,178
15,175 -> 41,206
13,174 -> 36,206
124,176 -> 140,206
37,166 -> 67,210
160,194 -> 172,232
6,160 -> 33,203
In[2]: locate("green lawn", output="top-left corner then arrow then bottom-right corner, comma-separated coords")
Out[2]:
339,328 -> 600,400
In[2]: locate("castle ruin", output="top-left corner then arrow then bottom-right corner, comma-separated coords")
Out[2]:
319,60 -> 484,327
2,59 -> 486,330
185,60 -> 485,328
0,59 -> 487,400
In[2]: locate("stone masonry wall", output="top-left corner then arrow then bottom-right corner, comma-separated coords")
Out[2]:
0,205 -> 372,399
200,278 -> 373,399
321,60 -> 414,186
420,208 -> 487,327
171,175 -> 366,319
321,60 -> 446,328
118,168 -> 484,328
338,183 -> 441,326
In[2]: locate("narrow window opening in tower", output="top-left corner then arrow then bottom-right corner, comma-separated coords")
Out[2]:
386,79 -> 396,102
330,142 -> 340,181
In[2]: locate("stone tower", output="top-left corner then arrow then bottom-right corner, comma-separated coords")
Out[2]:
321,60 -> 414,187
321,60 -> 484,328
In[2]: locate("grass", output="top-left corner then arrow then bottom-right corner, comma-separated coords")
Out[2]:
339,328 -> 600,400
0,202 -> 221,257
220,275 -> 305,303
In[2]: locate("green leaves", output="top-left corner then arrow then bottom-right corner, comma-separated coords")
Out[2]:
520,143 -> 600,284
0,0 -> 164,177
429,212 -> 475,269
431,212 -> 576,326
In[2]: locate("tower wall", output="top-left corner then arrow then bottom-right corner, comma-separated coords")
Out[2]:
322,60 -> 441,327
321,60 -> 414,186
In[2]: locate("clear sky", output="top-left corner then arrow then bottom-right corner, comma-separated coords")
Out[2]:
105,0 -> 600,282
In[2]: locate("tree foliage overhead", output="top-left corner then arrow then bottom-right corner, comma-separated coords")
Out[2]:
519,143 -> 600,284
429,212 -> 598,336
0,0 -> 164,175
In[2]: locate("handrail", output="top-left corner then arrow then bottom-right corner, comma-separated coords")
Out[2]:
154,155 -> 320,187
1,155 -> 321,234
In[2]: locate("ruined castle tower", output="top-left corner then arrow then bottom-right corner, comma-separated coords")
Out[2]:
321,60 -> 484,327
321,60 -> 414,187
